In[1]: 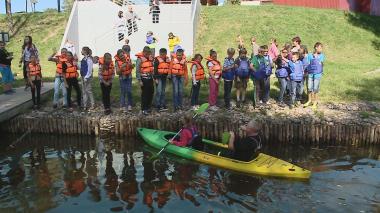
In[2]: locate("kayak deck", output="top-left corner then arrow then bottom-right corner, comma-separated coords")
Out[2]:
137,128 -> 311,180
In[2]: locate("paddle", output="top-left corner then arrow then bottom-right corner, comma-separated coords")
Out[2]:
221,132 -> 231,145
149,103 -> 209,161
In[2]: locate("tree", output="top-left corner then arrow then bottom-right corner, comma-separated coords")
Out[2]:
5,0 -> 13,32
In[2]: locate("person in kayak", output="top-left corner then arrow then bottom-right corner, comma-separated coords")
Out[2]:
228,119 -> 262,161
170,113 -> 203,151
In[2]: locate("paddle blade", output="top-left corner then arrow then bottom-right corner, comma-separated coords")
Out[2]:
222,132 -> 231,144
196,103 -> 209,114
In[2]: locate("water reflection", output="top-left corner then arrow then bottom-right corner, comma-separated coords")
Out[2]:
0,134 -> 379,212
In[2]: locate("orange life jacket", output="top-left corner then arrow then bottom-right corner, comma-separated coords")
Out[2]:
171,57 -> 186,76
156,56 -> 171,75
56,55 -> 67,75
136,52 -> 153,74
99,57 -> 115,81
206,57 -> 222,79
114,53 -> 133,76
190,61 -> 205,80
64,61 -> 78,79
28,63 -> 42,77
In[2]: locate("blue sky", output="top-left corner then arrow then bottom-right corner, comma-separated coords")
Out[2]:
0,0 -> 63,14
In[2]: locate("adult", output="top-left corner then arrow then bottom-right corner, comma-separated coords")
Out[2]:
0,41 -> 14,94
63,39 -> 76,57
19,36 -> 39,91
126,6 -> 141,36
251,45 -> 273,105
227,119 -> 262,162
116,11 -> 125,42
168,32 -> 181,54
149,0 -> 160,24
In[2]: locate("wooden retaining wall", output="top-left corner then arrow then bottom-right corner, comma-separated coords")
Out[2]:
1,115 -> 380,145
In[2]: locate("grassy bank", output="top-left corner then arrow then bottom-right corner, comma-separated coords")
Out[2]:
1,5 -> 380,104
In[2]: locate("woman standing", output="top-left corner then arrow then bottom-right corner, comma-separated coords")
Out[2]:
19,36 -> 39,91
98,53 -> 115,115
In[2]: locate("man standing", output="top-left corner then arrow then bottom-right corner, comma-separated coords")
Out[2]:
125,6 -> 141,36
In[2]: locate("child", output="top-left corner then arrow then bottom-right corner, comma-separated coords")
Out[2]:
291,36 -> 302,53
170,113 -> 203,151
154,48 -> 171,111
63,51 -> 81,111
268,38 -> 279,61
275,48 -> 291,107
251,45 -> 273,105
236,35 -> 244,52
288,52 -> 305,109
80,46 -> 95,111
136,46 -> 154,115
27,54 -> 42,109
146,31 -> 158,57
207,49 -> 222,111
48,48 -> 68,108
0,41 -> 14,94
115,49 -> 133,112
304,42 -> 325,109
170,48 -> 188,111
168,32 -> 181,54
299,45 -> 309,95
234,48 -> 253,107
251,36 -> 259,58
98,53 -> 115,115
190,54 -> 204,110
222,48 -> 235,109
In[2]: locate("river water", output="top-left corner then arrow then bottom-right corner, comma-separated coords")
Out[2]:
0,134 -> 379,213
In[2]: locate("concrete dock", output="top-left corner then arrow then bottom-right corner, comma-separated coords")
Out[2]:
0,83 -> 54,123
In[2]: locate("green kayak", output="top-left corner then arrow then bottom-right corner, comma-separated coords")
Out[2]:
138,128 -> 311,180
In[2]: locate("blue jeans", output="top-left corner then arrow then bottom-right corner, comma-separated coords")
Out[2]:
172,76 -> 184,108
290,80 -> 304,104
155,77 -> 167,108
308,74 -> 321,93
120,77 -> 133,107
53,76 -> 67,106
277,77 -> 288,102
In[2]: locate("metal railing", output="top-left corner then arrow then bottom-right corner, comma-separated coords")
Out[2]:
111,0 -> 192,5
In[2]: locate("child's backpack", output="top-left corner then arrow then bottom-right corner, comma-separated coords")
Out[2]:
236,58 -> 250,78
307,54 -> 323,74
187,127 -> 204,151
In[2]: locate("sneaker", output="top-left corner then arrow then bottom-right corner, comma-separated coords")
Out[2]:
303,100 -> 312,108
236,101 -> 241,108
62,105 -> 68,109
127,105 -> 132,112
192,106 -> 198,111
53,104 -> 58,109
162,106 -> 168,111
210,106 -> 219,111
24,84 -> 29,91
289,104 -> 294,109
37,105 -> 41,110
105,109 -> 111,115
312,102 -> 318,110
142,110 -> 149,115
259,100 -> 263,104
32,105 -> 37,110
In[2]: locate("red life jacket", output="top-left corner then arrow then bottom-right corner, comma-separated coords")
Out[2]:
114,53 -> 133,76
156,56 -> 171,75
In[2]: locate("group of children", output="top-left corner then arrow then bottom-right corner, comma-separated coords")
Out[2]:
24,34 -> 324,114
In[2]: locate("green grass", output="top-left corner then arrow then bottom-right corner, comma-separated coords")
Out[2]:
195,5 -> 380,102
1,5 -> 380,104
0,10 -> 68,92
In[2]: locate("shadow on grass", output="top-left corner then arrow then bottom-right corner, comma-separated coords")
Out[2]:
345,76 -> 380,102
345,12 -> 380,51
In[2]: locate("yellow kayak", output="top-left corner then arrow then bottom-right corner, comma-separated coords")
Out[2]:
137,128 -> 311,180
